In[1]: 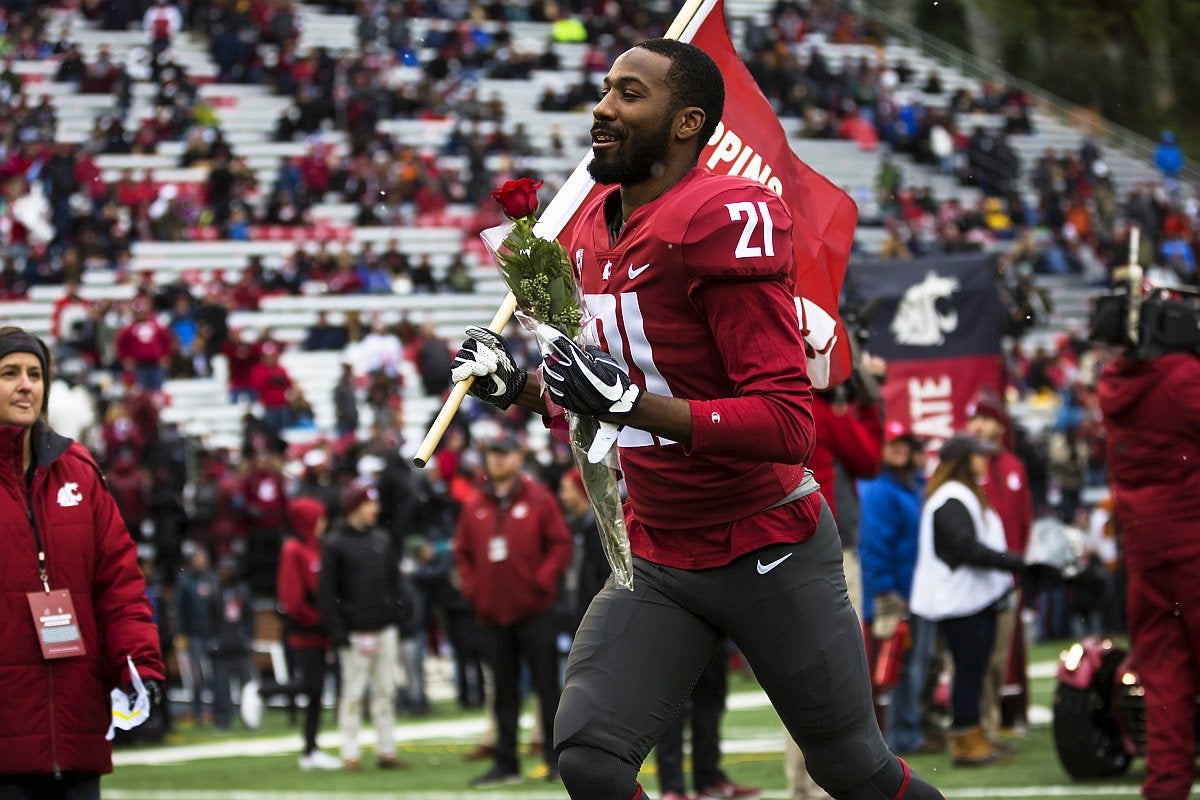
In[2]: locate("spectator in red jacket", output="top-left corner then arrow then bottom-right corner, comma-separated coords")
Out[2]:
277,497 -> 340,771
0,327 -> 164,796
200,452 -> 247,559
101,399 -> 146,462
115,299 -> 174,391
221,327 -> 262,404
107,449 -> 148,538
966,388 -> 1033,737
50,278 -> 92,343
241,449 -> 290,597
248,342 -> 295,436
452,431 -> 572,788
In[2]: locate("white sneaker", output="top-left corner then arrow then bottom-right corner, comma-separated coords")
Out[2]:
300,750 -> 343,771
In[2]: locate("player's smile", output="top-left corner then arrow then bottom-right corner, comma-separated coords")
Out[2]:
590,125 -> 623,153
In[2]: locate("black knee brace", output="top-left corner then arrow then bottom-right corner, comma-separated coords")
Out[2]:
557,743 -> 641,800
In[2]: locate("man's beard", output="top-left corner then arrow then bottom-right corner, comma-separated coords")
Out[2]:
587,114 -> 674,186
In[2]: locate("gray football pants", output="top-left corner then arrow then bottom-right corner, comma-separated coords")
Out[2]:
554,500 -> 935,799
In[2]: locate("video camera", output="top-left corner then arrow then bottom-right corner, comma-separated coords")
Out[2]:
1087,228 -> 1200,360
827,299 -> 884,405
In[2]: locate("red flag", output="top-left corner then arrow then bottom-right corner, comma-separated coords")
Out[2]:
682,0 -> 857,387
536,0 -> 857,386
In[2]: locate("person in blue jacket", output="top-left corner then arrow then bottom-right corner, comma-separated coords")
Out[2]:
858,421 -> 930,755
1154,130 -> 1184,197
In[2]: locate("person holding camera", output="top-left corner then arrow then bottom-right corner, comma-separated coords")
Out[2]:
1098,345 -> 1200,800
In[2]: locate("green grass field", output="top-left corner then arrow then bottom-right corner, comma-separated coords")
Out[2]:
102,638 -> 1156,800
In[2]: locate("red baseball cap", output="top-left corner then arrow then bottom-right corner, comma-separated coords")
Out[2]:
884,419 -> 924,445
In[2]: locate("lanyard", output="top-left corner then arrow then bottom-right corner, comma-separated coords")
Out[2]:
26,464 -> 49,593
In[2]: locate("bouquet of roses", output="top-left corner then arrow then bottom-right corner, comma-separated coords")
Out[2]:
483,178 -> 634,590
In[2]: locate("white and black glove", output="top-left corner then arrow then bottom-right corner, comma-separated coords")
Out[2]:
537,323 -> 642,420
451,326 -> 527,410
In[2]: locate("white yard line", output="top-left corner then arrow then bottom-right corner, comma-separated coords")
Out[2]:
113,716 -> 490,766
116,681 -> 1059,766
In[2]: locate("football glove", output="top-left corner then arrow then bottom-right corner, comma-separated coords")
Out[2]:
451,326 -> 527,410
537,324 -> 642,420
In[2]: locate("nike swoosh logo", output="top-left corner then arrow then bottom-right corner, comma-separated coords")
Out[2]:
544,329 -> 625,402
579,356 -> 625,400
489,376 -> 507,397
756,553 -> 793,575
628,263 -> 650,279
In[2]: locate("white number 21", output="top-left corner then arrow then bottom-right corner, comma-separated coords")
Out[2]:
726,201 -> 775,259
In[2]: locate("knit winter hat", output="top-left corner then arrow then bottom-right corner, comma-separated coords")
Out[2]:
966,388 -> 1008,426
339,482 -> 378,516
0,327 -> 52,417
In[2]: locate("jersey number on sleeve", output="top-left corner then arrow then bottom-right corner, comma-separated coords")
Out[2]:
726,201 -> 776,259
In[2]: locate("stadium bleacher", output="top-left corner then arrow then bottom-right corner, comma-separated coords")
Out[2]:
3,0 -> 1179,458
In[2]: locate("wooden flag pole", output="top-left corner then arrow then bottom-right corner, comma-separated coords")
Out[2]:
410,0 -> 712,468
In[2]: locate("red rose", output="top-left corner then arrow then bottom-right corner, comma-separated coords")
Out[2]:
492,178 -> 543,220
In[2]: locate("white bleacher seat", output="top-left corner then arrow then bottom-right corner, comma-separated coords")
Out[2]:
99,166 -> 208,184
96,154 -> 181,172
27,284 -> 136,302
1,301 -> 54,337
129,227 -> 467,277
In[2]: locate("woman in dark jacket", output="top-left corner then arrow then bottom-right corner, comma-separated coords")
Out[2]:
0,326 -> 164,798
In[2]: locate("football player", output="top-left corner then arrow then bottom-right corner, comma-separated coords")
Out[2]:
452,39 -> 943,800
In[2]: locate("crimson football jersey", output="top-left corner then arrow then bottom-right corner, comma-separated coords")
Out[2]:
560,168 -> 822,568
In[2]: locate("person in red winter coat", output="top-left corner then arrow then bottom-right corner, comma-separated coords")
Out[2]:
1099,350 -> 1200,800
248,343 -> 295,437
107,450 -> 147,538
453,432 -> 572,787
115,300 -> 174,392
241,450 -> 290,598
277,497 -> 339,771
220,328 -> 262,404
0,327 -> 164,798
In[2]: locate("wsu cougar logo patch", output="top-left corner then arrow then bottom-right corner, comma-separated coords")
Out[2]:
57,482 -> 83,508
891,271 -> 961,346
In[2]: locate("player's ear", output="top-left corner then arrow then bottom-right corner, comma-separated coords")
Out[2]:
675,106 -> 705,146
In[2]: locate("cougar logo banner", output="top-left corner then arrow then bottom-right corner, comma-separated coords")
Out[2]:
891,271 -> 962,346
844,253 -> 1005,449
538,0 -> 857,387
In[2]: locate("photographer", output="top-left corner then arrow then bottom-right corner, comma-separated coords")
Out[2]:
1097,336 -> 1200,800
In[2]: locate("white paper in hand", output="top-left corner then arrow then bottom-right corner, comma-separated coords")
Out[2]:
107,656 -> 151,740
